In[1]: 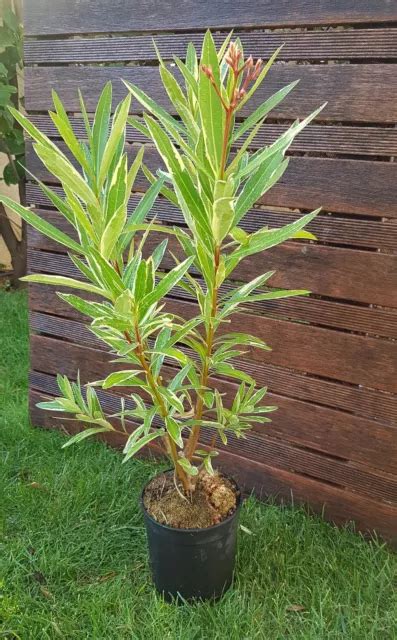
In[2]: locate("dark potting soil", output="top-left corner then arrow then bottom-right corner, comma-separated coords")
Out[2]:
143,471 -> 238,529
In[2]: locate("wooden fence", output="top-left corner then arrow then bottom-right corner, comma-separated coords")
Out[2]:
23,1 -> 397,541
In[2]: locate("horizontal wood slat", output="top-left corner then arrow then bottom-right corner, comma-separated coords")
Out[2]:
28,114 -> 397,158
24,64 -> 397,123
24,29 -> 397,63
29,372 -> 397,505
27,218 -> 397,339
26,185 -> 397,252
29,288 -> 397,393
29,392 -> 397,542
24,0 -> 397,35
29,335 -> 397,475
25,141 -> 397,218
28,284 -> 397,426
27,220 -> 397,307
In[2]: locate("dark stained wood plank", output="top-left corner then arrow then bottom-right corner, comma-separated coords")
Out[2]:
24,0 -> 397,36
29,290 -> 397,392
28,284 -> 397,426
27,220 -> 397,339
219,451 -> 397,544
30,371 -> 397,504
28,336 -> 397,474
26,184 -> 397,252
24,64 -> 397,123
29,390 -> 397,542
29,114 -> 397,158
25,141 -> 397,218
24,29 -> 397,63
167,299 -> 397,394
27,221 -> 397,307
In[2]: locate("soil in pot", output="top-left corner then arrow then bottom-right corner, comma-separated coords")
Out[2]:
143,470 -> 239,529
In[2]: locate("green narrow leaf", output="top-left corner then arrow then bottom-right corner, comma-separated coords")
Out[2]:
123,79 -> 185,134
234,155 -> 289,226
102,370 -> 144,389
173,55 -> 198,99
62,427 -> 110,448
78,89 -> 93,146
144,116 -> 211,239
178,456 -> 199,476
36,180 -> 75,226
237,103 -> 326,180
85,247 -> 125,297
160,65 -> 188,117
64,187 -> 95,245
100,204 -> 126,259
50,90 -> 92,173
214,363 -> 256,385
126,145 -> 144,195
232,209 -> 321,259
198,30 -> 224,172
151,239 -> 168,270
122,430 -> 165,463
57,293 -> 109,319
0,195 -> 86,255
92,81 -> 112,173
123,175 -> 165,236
34,143 -> 99,207
98,94 -> 131,189
106,153 -> 128,221
8,105 -> 59,151
246,289 -> 310,303
20,274 -> 111,298
165,416 -> 184,448
141,257 -> 194,309
233,81 -> 299,142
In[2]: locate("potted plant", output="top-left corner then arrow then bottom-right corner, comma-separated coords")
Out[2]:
1,31 -> 323,602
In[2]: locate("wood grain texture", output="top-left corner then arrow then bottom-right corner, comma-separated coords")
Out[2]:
24,29 -> 397,63
29,294 -> 397,393
27,224 -> 397,307
27,217 -> 397,339
29,390 -> 397,542
28,337 -> 397,475
25,141 -> 397,218
29,372 -> 397,504
24,64 -> 397,123
24,0 -> 397,35
28,115 -> 397,158
26,185 -> 397,252
28,284 -> 397,426
28,230 -> 397,338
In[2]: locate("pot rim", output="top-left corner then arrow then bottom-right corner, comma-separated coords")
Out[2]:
140,469 -> 242,534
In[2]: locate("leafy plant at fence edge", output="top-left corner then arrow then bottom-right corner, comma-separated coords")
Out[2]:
0,31 -> 324,494
0,1 -> 26,286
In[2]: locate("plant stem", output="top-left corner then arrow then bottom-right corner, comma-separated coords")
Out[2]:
220,109 -> 232,180
112,260 -> 190,491
185,245 -> 220,461
219,68 -> 238,179
126,324 -> 191,493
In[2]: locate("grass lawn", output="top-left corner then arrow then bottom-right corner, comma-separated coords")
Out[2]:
0,289 -> 396,639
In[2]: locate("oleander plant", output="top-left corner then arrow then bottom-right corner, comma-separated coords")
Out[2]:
1,31 -> 323,498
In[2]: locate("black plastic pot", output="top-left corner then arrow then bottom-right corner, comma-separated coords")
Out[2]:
141,473 -> 241,602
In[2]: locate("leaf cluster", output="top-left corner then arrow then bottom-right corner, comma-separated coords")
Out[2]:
0,5 -> 24,184
0,32 -> 324,488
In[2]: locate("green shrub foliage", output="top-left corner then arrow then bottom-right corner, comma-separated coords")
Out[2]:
0,32 -> 323,493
